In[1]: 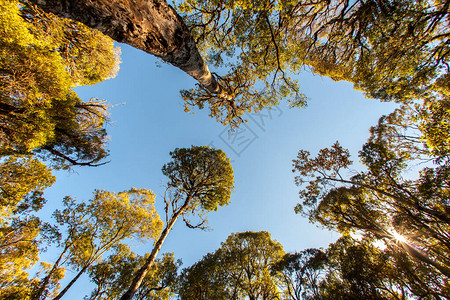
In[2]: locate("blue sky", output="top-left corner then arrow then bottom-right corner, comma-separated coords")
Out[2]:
40,42 -> 398,297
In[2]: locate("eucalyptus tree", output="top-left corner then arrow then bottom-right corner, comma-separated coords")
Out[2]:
28,0 -> 225,97
292,101 -> 450,294
0,156 -> 55,298
28,0 -> 449,127
120,146 -> 234,300
271,249 -> 327,300
87,248 -> 180,300
319,236 -> 449,300
177,0 -> 449,125
179,231 -> 286,300
31,189 -> 162,300
1,0 -> 119,167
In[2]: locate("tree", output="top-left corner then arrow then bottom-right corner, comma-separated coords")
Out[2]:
29,0 -> 449,127
87,247 -> 180,300
28,0 -> 227,97
31,188 -> 162,300
120,146 -> 234,300
292,101 -> 450,296
178,252 -> 229,299
0,0 -> 119,167
176,0 -> 449,125
306,236 -> 431,300
312,236 -> 450,299
271,249 -> 327,300
0,156 -> 56,299
178,231 -> 286,300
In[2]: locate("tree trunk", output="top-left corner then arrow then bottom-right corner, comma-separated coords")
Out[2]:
29,0 -> 223,94
31,244 -> 69,300
53,265 -> 89,300
401,242 -> 450,278
119,196 -> 191,300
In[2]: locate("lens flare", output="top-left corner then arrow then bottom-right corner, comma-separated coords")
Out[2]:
391,229 -> 407,243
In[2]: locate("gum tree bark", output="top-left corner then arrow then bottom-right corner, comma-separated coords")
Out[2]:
29,0 -> 223,94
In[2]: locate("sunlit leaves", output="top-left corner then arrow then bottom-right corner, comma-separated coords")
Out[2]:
33,188 -> 162,299
119,146 -> 233,299
0,0 -> 119,167
0,156 -> 55,299
271,249 -> 327,300
162,146 -> 234,212
179,231 -> 285,299
177,0 -> 307,126
0,156 -> 54,219
178,0 -> 449,126
87,248 -> 180,300
292,102 -> 450,296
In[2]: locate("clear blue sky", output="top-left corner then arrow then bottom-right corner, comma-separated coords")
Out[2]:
39,43 -> 398,298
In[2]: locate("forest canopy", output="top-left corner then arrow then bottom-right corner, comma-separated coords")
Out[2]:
178,0 -> 449,126
1,0 -> 449,299
0,0 -> 120,168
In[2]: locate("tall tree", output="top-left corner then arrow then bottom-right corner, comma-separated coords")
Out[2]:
87,247 -> 180,300
177,0 -> 449,125
292,101 -> 450,296
0,156 -> 56,299
178,231 -> 286,300
296,236 -> 438,300
1,0 -> 119,167
271,249 -> 327,300
120,146 -> 234,300
28,0 -> 227,97
31,188 -> 162,300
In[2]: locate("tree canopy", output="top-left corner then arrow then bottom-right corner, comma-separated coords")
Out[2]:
0,0 -> 119,168
179,231 -> 286,300
292,99 -> 450,297
88,249 -> 180,300
2,0 -> 449,298
121,145 -> 234,300
177,0 -> 449,126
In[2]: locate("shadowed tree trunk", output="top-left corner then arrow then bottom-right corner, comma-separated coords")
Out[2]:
29,0 -> 225,94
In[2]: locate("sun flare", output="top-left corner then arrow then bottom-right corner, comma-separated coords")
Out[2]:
391,229 -> 407,243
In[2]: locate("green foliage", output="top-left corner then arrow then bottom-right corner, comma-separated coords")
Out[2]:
0,4 -> 120,293
0,156 -> 55,299
0,0 -> 120,167
292,101 -> 450,297
88,248 -> 180,300
271,249 -> 327,300
178,231 -> 286,299
0,156 -> 55,219
317,237 -> 417,300
274,236 -> 449,299
177,0 -> 449,126
419,97 -> 450,160
33,188 -> 162,299
162,146 -> 234,212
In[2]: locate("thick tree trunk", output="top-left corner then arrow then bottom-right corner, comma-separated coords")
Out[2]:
119,195 -> 191,300
29,0 -> 222,93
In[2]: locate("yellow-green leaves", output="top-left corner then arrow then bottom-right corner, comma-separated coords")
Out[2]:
179,231 -> 286,299
162,146 -> 234,212
0,156 -> 55,219
33,188 -> 163,299
91,188 -> 163,241
178,0 -> 448,126
292,100 -> 450,295
0,0 -> 119,167
56,188 -> 162,266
